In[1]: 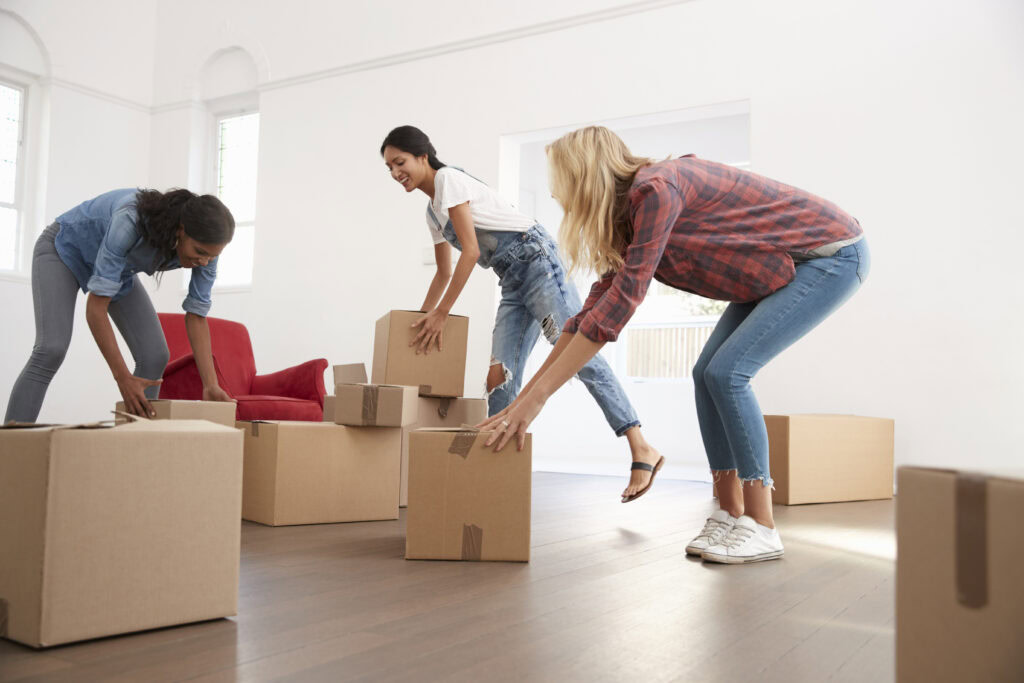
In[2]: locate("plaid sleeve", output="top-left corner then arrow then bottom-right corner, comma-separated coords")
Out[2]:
571,178 -> 683,343
563,271 -> 615,335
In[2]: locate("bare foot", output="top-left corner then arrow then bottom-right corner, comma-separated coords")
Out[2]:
621,447 -> 663,500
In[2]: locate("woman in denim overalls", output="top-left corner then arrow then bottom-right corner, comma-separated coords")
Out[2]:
381,126 -> 664,502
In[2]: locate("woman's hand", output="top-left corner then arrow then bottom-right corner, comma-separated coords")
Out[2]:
203,385 -> 235,403
116,374 -> 162,417
478,392 -> 545,452
411,308 -> 448,354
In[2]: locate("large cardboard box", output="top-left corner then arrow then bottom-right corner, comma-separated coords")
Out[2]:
334,383 -> 418,427
0,420 -> 242,648
896,467 -> 1024,681
406,428 -> 531,562
399,397 -> 488,507
371,310 -> 468,398
239,421 -> 401,526
115,398 -> 237,428
764,414 -> 894,505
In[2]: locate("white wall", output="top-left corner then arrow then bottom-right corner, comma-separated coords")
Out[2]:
1,0 -> 1021,478
0,2 -> 155,423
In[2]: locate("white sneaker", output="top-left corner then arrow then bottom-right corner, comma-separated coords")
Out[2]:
685,509 -> 737,556
701,515 -> 784,564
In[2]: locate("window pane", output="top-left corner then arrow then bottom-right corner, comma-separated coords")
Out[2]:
214,223 -> 254,287
217,113 -> 259,224
0,206 -> 17,270
0,84 -> 22,205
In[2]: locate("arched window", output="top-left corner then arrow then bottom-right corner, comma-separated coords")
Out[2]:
201,47 -> 259,288
0,10 -> 48,274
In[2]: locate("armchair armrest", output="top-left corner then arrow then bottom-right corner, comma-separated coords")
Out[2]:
250,358 -> 328,404
160,353 -> 232,400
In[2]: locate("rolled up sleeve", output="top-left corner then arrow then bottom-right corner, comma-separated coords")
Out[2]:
563,272 -> 615,335
569,178 -> 683,343
183,257 -> 217,316
86,208 -> 137,297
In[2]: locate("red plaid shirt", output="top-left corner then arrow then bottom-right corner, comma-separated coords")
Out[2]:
565,156 -> 863,343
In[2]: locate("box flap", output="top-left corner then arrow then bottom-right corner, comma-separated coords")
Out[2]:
391,309 -> 468,320
333,363 -> 368,384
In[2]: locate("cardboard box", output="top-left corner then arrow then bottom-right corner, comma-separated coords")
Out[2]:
239,421 -> 401,526
406,428 -> 531,562
764,414 -> 894,505
896,467 -> 1024,681
0,420 -> 242,648
334,383 -> 418,427
371,310 -> 468,398
322,395 -> 336,422
115,398 -> 237,428
399,397 -> 488,507
333,363 -> 367,385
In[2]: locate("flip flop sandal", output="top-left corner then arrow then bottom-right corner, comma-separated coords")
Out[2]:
621,456 -> 665,503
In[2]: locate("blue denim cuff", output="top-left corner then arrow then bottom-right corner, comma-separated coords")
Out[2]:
182,296 -> 211,317
86,274 -> 123,298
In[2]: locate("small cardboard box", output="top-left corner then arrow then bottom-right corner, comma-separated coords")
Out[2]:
322,395 -> 336,422
371,310 -> 468,398
333,363 -> 367,385
239,421 -> 401,526
334,383 -> 418,427
764,414 -> 894,505
115,398 -> 237,428
0,420 -> 242,648
896,467 -> 1024,681
406,428 -> 531,562
399,397 -> 488,507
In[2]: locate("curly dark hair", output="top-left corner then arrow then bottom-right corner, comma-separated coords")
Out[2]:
133,189 -> 235,272
380,126 -> 446,170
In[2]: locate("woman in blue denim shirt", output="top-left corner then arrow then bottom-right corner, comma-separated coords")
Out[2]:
4,188 -> 236,422
381,126 -> 664,502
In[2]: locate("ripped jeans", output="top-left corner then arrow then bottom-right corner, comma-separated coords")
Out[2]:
693,238 -> 870,487
487,225 -> 640,436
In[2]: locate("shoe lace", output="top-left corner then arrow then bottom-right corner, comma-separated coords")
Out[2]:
698,518 -> 731,543
720,525 -> 754,549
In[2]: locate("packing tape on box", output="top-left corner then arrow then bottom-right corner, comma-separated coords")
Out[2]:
419,384 -> 432,395
461,524 -> 483,561
250,422 -> 260,437
955,472 -> 988,609
448,430 -> 478,459
438,398 -> 452,419
361,385 -> 380,426
0,598 -> 7,637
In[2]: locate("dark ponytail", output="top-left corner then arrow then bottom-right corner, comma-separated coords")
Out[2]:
134,189 -> 235,270
380,125 -> 446,170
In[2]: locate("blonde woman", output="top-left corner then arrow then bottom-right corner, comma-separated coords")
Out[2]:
480,126 -> 868,564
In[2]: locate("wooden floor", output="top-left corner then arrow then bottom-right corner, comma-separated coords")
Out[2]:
0,473 -> 895,682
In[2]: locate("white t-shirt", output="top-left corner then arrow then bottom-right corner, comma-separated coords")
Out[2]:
426,167 -> 535,245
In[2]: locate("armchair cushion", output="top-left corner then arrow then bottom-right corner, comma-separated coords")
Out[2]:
235,396 -> 323,422
249,359 -> 328,406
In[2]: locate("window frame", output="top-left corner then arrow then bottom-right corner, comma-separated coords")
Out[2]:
0,75 -> 28,276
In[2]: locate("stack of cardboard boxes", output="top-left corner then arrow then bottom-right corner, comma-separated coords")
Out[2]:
368,310 -> 532,563
0,308 -> 532,649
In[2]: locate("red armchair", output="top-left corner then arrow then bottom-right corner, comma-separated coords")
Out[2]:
157,313 -> 327,421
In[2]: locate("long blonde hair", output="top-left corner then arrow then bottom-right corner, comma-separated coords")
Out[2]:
546,126 -> 653,275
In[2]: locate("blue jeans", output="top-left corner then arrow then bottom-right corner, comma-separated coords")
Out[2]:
692,239 -> 870,486
487,225 -> 640,436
